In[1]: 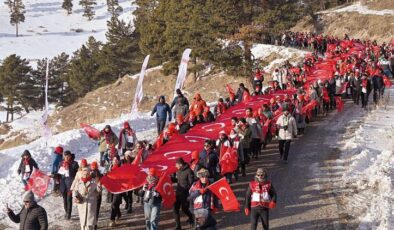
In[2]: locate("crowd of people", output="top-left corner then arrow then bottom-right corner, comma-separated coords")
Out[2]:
7,33 -> 393,230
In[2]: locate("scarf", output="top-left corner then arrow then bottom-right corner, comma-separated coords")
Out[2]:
63,160 -> 70,169
23,158 -> 29,165
132,149 -> 144,165
146,176 -> 158,190
81,176 -> 92,184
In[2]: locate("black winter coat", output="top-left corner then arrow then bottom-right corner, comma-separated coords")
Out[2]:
58,160 -> 79,193
8,203 -> 48,230
17,158 -> 39,175
175,164 -> 194,198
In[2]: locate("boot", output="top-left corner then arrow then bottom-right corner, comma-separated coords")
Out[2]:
109,220 -> 116,227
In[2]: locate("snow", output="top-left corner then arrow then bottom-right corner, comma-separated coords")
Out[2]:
0,110 -> 157,228
0,105 -> 56,143
321,2 -> 394,16
339,86 -> 394,229
0,0 -> 136,63
251,44 -> 309,73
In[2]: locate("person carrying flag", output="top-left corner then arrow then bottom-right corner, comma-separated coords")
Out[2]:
244,168 -> 277,230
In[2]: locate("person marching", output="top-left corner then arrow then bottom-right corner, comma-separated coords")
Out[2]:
188,168 -> 218,214
58,151 -> 79,220
151,95 -> 172,135
244,168 -> 277,230
98,125 -> 119,167
173,158 -> 195,230
73,164 -> 102,230
275,107 -> 297,163
118,121 -> 138,155
17,150 -> 39,186
6,191 -> 48,230
139,168 -> 162,230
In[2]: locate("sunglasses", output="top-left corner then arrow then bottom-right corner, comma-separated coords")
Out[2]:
24,201 -> 30,204
256,174 -> 264,177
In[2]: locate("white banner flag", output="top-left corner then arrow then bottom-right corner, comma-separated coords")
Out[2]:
131,55 -> 150,113
174,48 -> 192,97
41,59 -> 52,139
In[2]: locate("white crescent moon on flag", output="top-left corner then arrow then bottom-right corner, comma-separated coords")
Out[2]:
164,150 -> 192,160
201,122 -> 225,132
184,135 -> 209,143
163,182 -> 172,195
219,187 -> 230,200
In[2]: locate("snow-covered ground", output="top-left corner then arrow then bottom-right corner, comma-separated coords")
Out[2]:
0,110 -> 157,228
338,86 -> 394,229
251,44 -> 308,73
0,0 -> 136,62
321,1 -> 394,16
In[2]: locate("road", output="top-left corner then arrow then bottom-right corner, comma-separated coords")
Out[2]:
54,100 -> 365,230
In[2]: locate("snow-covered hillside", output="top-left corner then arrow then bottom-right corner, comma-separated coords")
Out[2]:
0,111 -> 157,228
0,0 -> 135,62
320,1 -> 394,16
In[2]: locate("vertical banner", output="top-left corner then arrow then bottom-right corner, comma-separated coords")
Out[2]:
131,55 -> 150,113
41,59 -> 51,139
174,48 -> 192,97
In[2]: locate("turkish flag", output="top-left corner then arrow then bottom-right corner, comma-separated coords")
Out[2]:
207,178 -> 240,212
155,172 -> 175,209
80,123 -> 101,139
100,164 -> 147,193
26,170 -> 50,198
220,147 -> 238,176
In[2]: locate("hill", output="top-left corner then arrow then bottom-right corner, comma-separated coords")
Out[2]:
292,1 -> 394,43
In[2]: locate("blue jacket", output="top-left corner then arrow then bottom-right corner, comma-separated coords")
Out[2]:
151,102 -> 172,121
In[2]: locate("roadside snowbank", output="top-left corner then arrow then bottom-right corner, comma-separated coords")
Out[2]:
339,87 -> 394,229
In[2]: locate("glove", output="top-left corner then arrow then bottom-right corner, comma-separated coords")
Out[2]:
200,188 -> 206,194
268,201 -> 276,209
244,208 -> 250,216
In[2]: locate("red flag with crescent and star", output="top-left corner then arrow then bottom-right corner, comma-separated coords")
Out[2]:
155,171 -> 176,209
207,177 -> 240,212
26,170 -> 51,198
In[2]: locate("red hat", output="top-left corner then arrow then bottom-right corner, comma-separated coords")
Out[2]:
192,151 -> 199,160
81,159 -> 88,167
90,161 -> 98,170
55,146 -> 63,154
123,121 -> 130,129
148,168 -> 157,176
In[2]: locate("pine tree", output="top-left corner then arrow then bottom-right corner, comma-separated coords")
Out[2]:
66,37 -> 102,97
79,0 -> 96,20
0,54 -> 32,121
51,53 -> 75,106
62,0 -> 73,15
106,0 -> 122,17
5,0 -> 26,37
100,16 -> 142,80
134,0 -> 167,66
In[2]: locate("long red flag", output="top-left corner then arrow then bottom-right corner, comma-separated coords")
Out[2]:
207,178 -> 240,212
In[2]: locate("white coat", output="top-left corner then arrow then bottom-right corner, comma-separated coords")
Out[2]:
276,114 -> 297,140
73,178 -> 102,230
